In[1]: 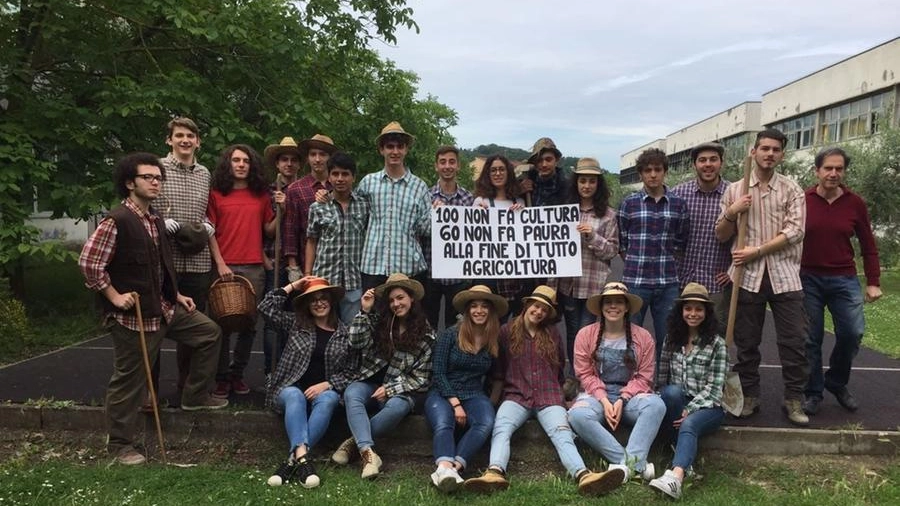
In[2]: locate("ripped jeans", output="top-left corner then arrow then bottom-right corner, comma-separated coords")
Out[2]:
488,400 -> 587,478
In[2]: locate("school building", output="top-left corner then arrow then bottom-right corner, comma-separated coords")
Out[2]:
619,36 -> 900,185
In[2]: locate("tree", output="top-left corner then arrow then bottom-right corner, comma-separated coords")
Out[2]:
0,0 -> 455,298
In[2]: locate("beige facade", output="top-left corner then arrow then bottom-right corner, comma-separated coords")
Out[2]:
619,139 -> 665,185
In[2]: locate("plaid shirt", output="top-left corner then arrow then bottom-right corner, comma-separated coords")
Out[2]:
671,179 -> 732,293
357,168 -> 431,276
307,192 -> 369,290
259,289 -> 361,410
156,154 -> 212,273
79,198 -> 175,332
283,175 -> 331,264
425,184 -> 474,285
553,206 -> 619,299
496,322 -> 566,409
657,335 -> 727,414
349,311 -> 435,397
431,325 -> 494,401
618,187 -> 689,287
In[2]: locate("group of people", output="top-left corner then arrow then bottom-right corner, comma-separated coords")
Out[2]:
78,117 -> 881,500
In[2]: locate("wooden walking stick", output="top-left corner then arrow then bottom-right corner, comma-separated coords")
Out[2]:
271,174 -> 284,374
132,292 -> 167,464
725,155 -> 753,346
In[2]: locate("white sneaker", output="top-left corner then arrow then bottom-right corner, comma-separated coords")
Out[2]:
430,466 -> 461,493
641,463 -> 656,481
608,463 -> 630,483
649,469 -> 682,499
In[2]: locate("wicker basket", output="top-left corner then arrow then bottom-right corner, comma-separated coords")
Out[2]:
208,275 -> 257,334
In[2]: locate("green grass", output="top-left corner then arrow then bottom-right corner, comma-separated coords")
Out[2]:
823,270 -> 900,358
0,455 -> 897,506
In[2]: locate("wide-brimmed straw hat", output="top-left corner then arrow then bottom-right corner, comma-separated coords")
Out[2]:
452,285 -> 509,317
375,273 -> 425,301
586,281 -> 643,316
286,277 -> 345,311
527,137 -> 562,164
263,137 -> 303,168
375,121 -> 415,147
521,285 -> 558,320
299,134 -> 338,158
677,282 -> 712,303
574,157 -> 603,176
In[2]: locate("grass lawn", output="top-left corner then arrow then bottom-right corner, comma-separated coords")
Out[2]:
824,269 -> 900,358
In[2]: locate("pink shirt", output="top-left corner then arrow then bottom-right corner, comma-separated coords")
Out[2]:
574,322 -> 656,401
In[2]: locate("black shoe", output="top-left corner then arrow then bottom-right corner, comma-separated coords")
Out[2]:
827,386 -> 859,412
802,396 -> 821,415
267,458 -> 297,487
295,456 -> 321,488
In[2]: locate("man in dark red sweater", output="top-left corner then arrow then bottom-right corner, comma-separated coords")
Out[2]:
801,147 -> 882,416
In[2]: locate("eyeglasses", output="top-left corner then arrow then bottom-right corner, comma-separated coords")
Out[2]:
310,296 -> 330,305
489,167 -> 507,174
135,174 -> 164,183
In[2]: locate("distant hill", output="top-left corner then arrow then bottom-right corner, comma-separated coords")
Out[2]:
460,144 -> 580,173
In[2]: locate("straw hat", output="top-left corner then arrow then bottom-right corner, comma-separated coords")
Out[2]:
586,281 -> 643,316
288,277 -> 345,311
452,285 -> 509,317
521,285 -> 558,320
299,134 -> 338,158
375,121 -> 415,147
574,157 -> 603,176
263,137 -> 303,168
375,273 -> 425,301
527,137 -> 562,164
677,282 -> 711,303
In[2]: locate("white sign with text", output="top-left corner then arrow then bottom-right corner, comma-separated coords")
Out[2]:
430,204 -> 582,279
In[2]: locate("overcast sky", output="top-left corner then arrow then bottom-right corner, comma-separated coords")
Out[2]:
375,0 -> 900,171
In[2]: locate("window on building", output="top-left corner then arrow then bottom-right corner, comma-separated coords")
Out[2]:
772,113 -> 816,150
820,91 -> 891,143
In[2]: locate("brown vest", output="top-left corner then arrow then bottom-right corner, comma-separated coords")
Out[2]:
102,205 -> 179,318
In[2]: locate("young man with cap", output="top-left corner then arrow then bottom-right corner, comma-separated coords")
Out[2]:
618,148 -> 689,363
356,121 -> 432,291
801,147 -> 881,416
79,153 -> 227,465
519,137 -> 569,207
671,142 -> 732,334
715,128 -> 808,426
423,145 -> 474,330
261,136 -> 303,378
155,117 -> 217,398
283,134 -> 338,281
306,152 -> 370,324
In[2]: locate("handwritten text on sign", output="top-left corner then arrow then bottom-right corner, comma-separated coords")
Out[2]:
430,205 -> 582,279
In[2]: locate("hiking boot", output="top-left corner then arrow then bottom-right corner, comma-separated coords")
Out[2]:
649,469 -> 683,499
430,465 -> 463,493
802,396 -> 821,416
231,377 -> 251,395
782,399 -> 810,426
576,469 -> 624,496
295,455 -> 320,488
360,447 -> 382,480
114,448 -> 146,466
464,468 -> 509,493
331,437 -> 357,465
740,396 -> 760,418
826,385 -> 859,412
182,396 -> 229,411
212,381 -> 231,399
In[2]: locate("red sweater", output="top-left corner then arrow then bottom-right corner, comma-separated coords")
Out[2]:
801,186 -> 880,286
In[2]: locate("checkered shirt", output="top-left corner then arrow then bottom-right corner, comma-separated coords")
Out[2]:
156,154 -> 212,273
618,187 -> 690,287
496,323 -> 567,409
283,175 -> 331,265
431,326 -> 494,401
78,199 -> 175,332
259,289 -> 361,410
348,311 -> 435,397
657,335 -> 728,414
554,206 -> 619,299
306,192 -> 369,290
357,169 -> 432,277
671,179 -> 732,293
424,184 -> 474,285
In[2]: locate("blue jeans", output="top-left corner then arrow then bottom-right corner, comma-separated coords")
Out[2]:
658,385 -> 724,470
343,381 -> 414,450
561,294 -> 596,377
568,392 -> 665,472
424,390 -> 495,469
277,386 -> 341,452
630,283 -> 679,365
489,401 -> 587,478
802,273 -> 865,399
340,289 -> 362,325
